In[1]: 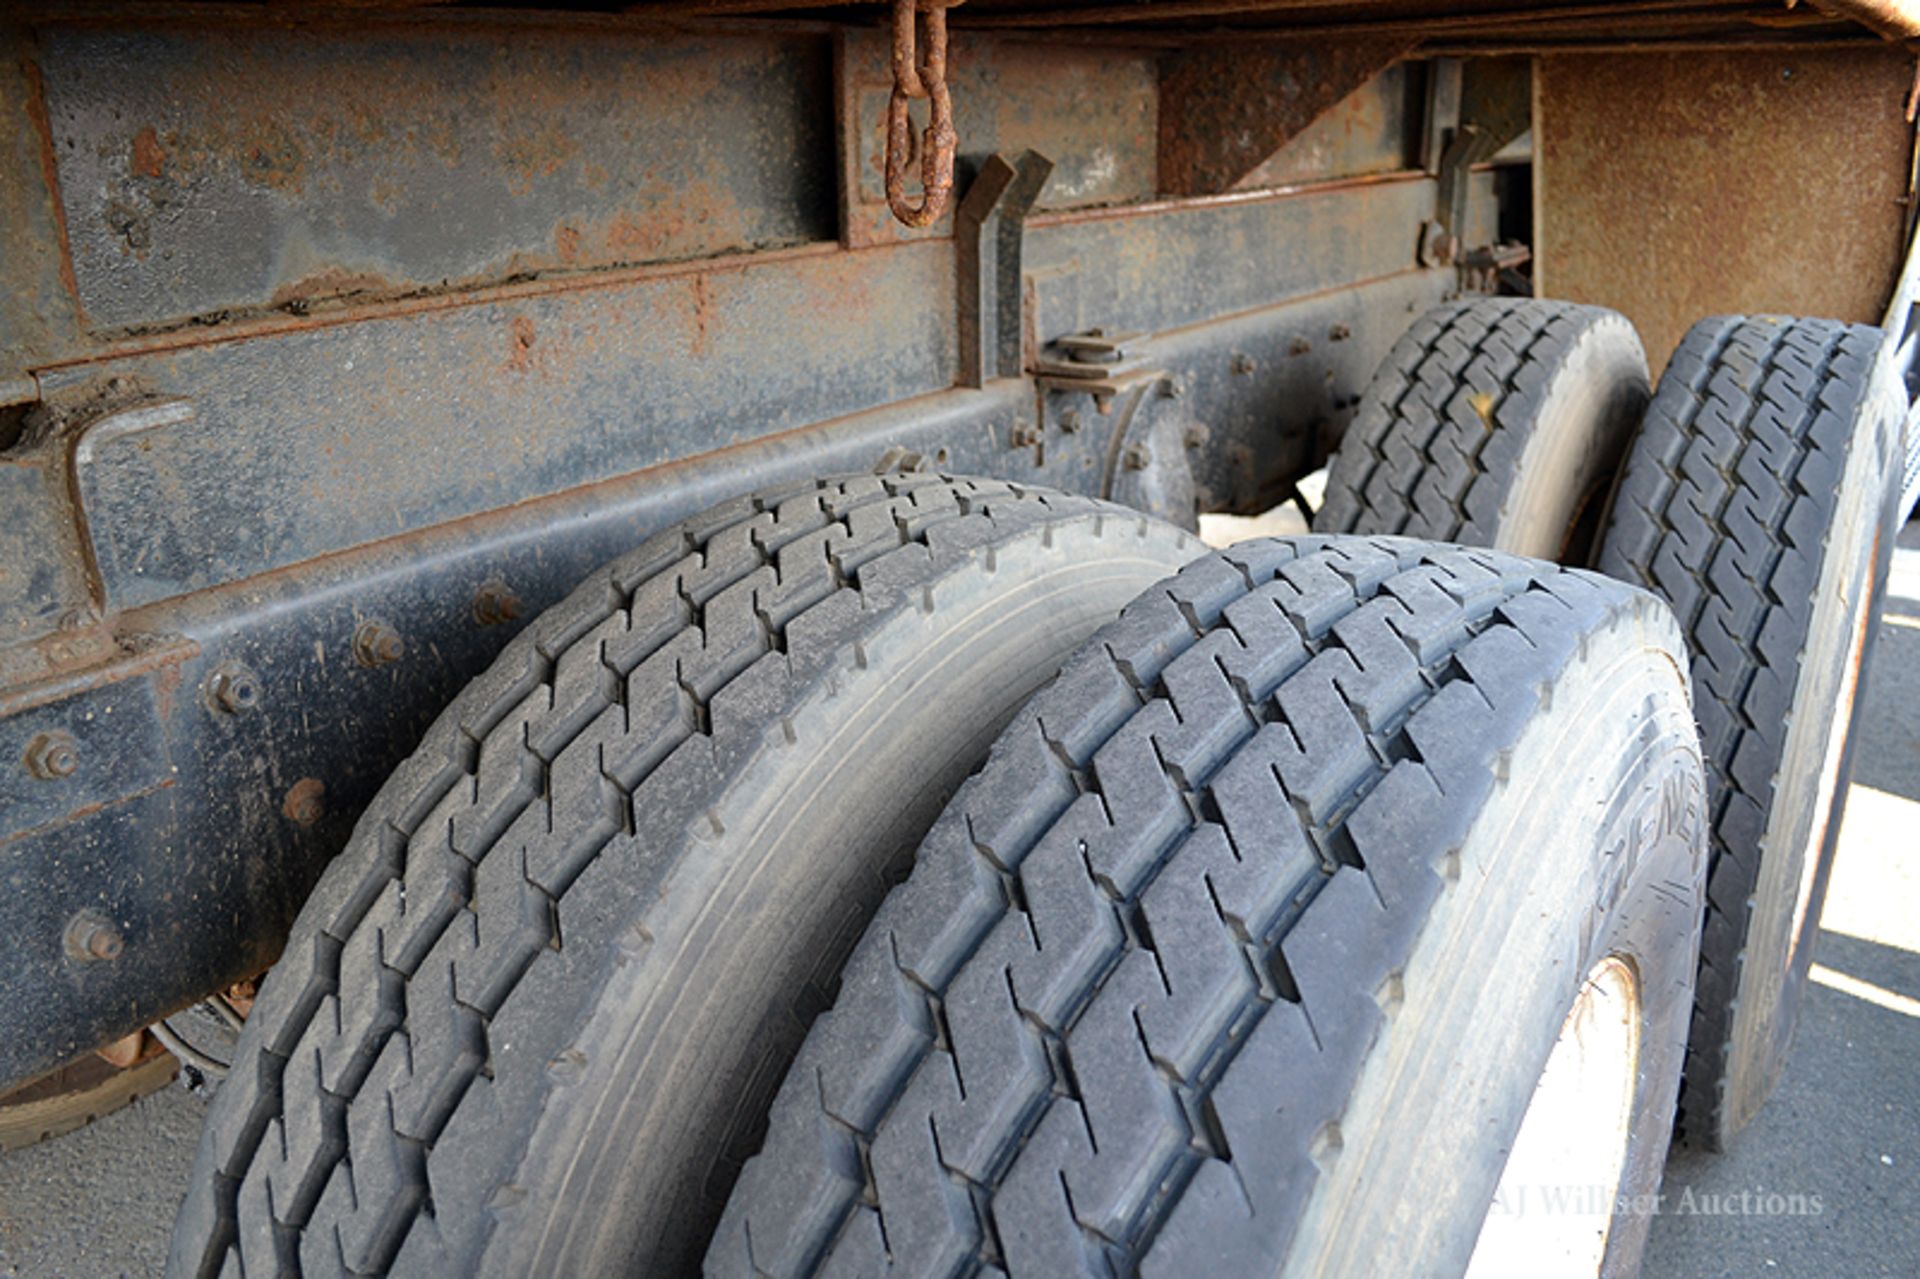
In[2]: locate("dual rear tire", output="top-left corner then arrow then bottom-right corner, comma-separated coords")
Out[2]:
1320,299 -> 1905,1151
177,298 -> 1892,1276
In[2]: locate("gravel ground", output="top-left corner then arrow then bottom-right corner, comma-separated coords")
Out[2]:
1,517 -> 1914,1278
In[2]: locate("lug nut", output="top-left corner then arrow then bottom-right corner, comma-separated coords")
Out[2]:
206,662 -> 262,714
24,731 -> 78,780
353,619 -> 405,668
66,912 -> 123,963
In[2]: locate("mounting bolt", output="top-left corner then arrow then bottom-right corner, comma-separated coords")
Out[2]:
1122,443 -> 1152,471
206,662 -> 262,715
24,731 -> 78,780
283,777 -> 326,826
1008,420 -> 1042,448
1159,377 -> 1184,400
353,619 -> 405,668
1289,336 -> 1313,356
473,581 -> 523,628
1058,409 -> 1082,434
1329,323 -> 1352,341
1231,352 -> 1257,376
1183,423 -> 1210,450
65,911 -> 123,963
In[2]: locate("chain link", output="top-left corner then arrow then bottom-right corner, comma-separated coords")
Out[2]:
886,0 -> 960,228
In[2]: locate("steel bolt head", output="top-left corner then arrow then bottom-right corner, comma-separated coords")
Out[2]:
1058,409 -> 1082,434
353,619 -> 405,668
472,581 -> 523,628
24,731 -> 78,780
283,777 -> 326,826
1122,443 -> 1152,471
65,912 -> 123,963
206,662 -> 262,714
1231,353 -> 1256,375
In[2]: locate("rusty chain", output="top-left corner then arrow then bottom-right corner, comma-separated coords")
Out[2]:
886,0 -> 961,228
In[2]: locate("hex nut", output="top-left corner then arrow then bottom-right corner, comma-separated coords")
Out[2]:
65,911 -> 123,963
353,619 -> 405,668
1329,323 -> 1353,341
1058,409 -> 1082,434
206,662 -> 262,715
23,731 -> 78,780
1122,442 -> 1152,471
1231,352 -> 1257,375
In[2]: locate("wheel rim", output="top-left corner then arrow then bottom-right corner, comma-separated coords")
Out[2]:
1465,954 -> 1642,1278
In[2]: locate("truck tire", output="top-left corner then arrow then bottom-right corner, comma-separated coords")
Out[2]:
168,474 -> 1201,1278
1315,298 -> 1650,562
1597,315 -> 1903,1149
714,535 -> 1708,1277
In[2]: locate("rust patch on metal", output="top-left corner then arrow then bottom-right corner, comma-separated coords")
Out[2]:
130,126 -> 165,180
1537,47 -> 1914,368
507,314 -> 538,374
17,55 -> 84,325
1158,38 -> 1412,197
268,267 -> 404,312
282,778 -> 325,827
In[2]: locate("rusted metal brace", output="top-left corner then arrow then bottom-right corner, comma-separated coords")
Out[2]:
886,0 -> 961,228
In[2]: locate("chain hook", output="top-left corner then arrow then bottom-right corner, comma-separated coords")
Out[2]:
886,0 -> 960,228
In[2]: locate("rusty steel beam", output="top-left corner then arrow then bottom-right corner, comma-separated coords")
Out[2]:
961,0 -> 1772,31
1157,37 -> 1412,197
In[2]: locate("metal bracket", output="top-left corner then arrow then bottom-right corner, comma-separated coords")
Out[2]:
957,150 -> 1053,387
1034,328 -> 1165,415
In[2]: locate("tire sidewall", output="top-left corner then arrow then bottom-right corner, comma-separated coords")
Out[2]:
1280,603 -> 1706,1277
484,518 -> 1196,1276
1493,314 -> 1649,562
1718,347 -> 1903,1142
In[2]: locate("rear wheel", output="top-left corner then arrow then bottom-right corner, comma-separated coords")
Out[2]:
1315,298 -> 1650,562
168,474 -> 1200,1278
0,1047 -> 177,1152
714,535 -> 1708,1277
1598,315 -> 1903,1148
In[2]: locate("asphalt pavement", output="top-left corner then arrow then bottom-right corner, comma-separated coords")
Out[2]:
1,519 -> 1914,1279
